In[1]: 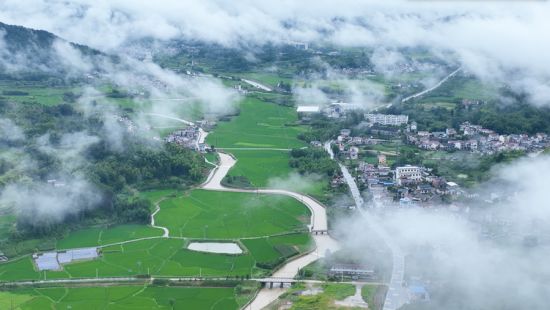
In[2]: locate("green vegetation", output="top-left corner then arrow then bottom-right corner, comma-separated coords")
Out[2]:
56,224 -> 163,249
283,283 -> 357,310
242,233 -> 312,267
414,149 -> 525,187
0,232 -> 313,281
207,97 -> 308,149
0,95 -> 206,240
0,238 -> 255,280
361,284 -> 386,310
289,148 -> 339,177
155,190 -> 310,239
238,72 -> 292,88
385,76 -> 550,134
0,285 -> 241,309
226,150 -> 292,187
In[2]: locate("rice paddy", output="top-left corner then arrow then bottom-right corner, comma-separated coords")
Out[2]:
0,285 -> 240,309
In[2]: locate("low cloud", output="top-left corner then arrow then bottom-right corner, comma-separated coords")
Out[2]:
334,155 -> 550,309
267,172 -> 321,193
0,118 -> 24,142
1,176 -> 102,227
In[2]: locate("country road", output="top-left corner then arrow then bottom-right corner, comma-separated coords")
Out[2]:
146,113 -> 207,150
241,79 -> 273,92
151,199 -> 170,238
401,67 -> 462,103
202,152 -> 339,309
326,141 -> 409,310
202,153 -> 329,231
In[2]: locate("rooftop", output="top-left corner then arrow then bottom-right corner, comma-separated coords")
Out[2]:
296,105 -> 320,113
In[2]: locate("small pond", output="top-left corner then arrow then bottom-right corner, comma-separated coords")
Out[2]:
187,242 -> 243,254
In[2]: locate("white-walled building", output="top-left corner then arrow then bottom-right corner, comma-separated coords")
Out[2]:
365,113 -> 409,126
297,105 -> 321,114
395,165 -> 422,185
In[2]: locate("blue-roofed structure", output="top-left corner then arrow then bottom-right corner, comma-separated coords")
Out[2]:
409,285 -> 430,301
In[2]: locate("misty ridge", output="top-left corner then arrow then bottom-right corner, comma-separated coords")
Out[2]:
0,1 -> 549,309
1,1 -> 549,106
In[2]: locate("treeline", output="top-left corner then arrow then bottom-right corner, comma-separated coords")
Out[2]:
14,140 -> 206,238
289,148 -> 339,177
385,78 -> 550,134
298,112 -> 365,142
1,98 -> 206,238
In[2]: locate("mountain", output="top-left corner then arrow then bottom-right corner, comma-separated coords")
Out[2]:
0,22 -> 104,78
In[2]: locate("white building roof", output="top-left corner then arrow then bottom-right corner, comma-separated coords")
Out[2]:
296,106 -> 320,113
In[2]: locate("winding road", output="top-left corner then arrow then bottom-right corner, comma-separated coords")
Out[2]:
202,152 -> 339,309
151,199 -> 169,238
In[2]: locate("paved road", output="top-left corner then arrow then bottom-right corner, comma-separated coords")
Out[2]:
241,79 -> 273,92
216,147 -> 291,151
202,153 -> 329,232
145,112 -> 207,151
202,152 -> 339,309
144,113 -> 195,126
326,141 -> 409,310
401,67 -> 462,103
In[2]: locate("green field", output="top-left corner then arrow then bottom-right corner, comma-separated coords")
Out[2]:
0,83 -> 144,109
0,233 -> 313,280
56,224 -> 164,249
155,190 -> 310,239
0,188 -> 313,281
242,233 -> 312,264
224,149 -> 327,199
226,150 -> 292,186
207,97 -> 308,149
0,285 -> 240,309
0,85 -> 74,106
140,189 -> 180,204
238,72 -> 292,88
0,238 -> 256,281
0,214 -> 16,240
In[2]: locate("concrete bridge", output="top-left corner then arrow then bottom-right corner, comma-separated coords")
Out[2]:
311,229 -> 329,235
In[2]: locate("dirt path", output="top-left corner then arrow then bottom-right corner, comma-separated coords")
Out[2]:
151,200 -> 169,238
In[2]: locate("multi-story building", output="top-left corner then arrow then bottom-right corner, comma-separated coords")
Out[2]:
395,165 -> 422,186
364,113 -> 409,126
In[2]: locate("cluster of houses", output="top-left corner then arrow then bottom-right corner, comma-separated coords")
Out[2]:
164,125 -> 208,153
318,128 -> 385,161
115,115 -> 139,133
47,179 -> 66,188
357,161 -> 463,208
407,121 -> 548,154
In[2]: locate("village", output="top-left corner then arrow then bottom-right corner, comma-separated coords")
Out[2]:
301,105 -> 549,209
406,121 -> 548,154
